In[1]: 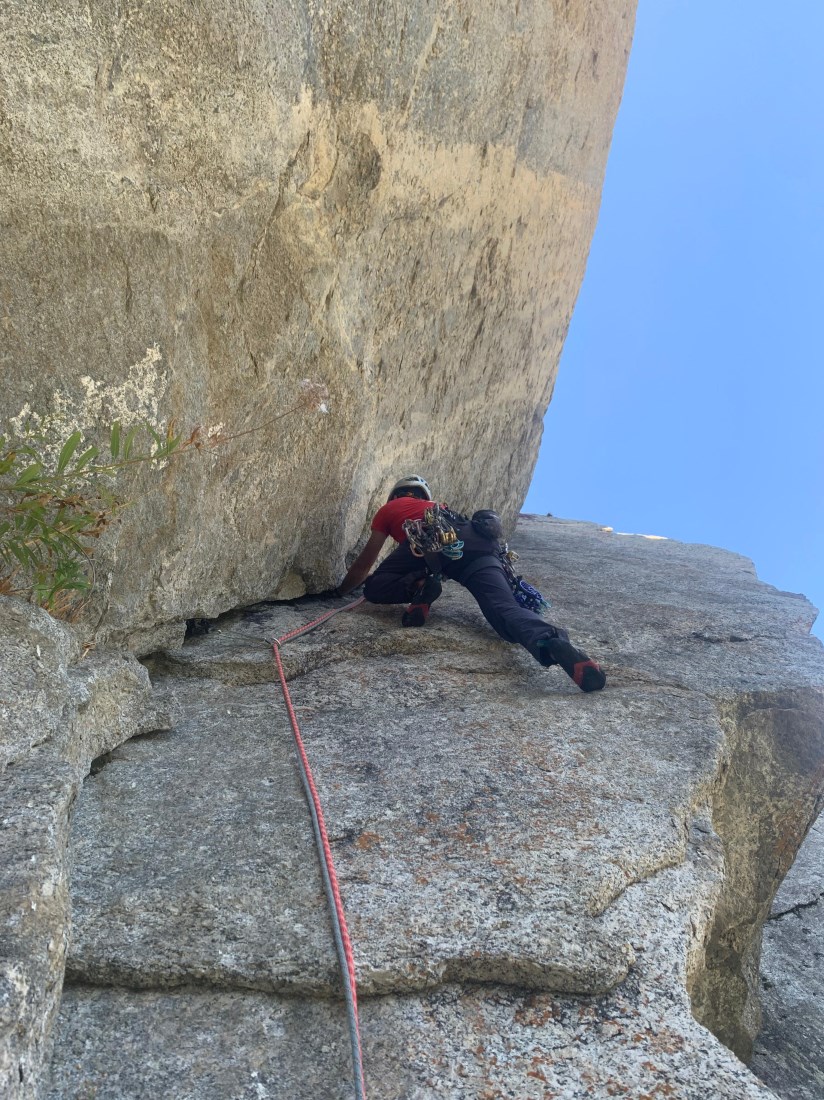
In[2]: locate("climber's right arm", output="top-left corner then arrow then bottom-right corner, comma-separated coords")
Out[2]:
337,531 -> 388,595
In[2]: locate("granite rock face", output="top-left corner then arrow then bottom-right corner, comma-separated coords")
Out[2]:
41,517 -> 824,1099
0,1 -> 636,650
0,598 -> 170,1099
752,814 -> 824,1100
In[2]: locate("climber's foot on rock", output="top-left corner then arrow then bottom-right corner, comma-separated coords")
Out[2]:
402,603 -> 430,627
537,636 -> 606,692
402,574 -> 442,627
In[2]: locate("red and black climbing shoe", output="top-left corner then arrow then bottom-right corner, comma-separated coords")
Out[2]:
572,659 -> 607,693
537,636 -> 606,692
401,574 -> 442,628
401,603 -> 430,627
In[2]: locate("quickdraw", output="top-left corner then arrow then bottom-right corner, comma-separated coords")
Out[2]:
499,545 -> 551,613
403,503 -> 466,560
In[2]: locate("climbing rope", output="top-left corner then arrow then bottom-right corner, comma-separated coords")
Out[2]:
272,596 -> 367,1100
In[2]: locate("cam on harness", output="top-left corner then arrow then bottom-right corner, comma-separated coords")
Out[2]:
402,503 -> 550,614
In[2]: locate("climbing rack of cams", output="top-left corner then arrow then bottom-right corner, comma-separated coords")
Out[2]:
499,545 -> 551,613
402,503 -> 465,560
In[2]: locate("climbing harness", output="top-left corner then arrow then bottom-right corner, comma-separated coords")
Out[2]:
404,505 -> 550,612
499,545 -> 551,613
272,597 -> 367,1100
403,502 -> 466,560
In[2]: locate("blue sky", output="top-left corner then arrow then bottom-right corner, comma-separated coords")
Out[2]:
524,2 -> 824,640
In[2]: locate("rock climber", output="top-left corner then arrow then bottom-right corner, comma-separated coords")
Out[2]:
337,475 -> 606,692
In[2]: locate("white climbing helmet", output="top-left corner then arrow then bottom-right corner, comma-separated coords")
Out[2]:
388,475 -> 433,502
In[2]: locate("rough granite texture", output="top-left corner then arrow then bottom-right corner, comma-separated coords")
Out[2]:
752,814 -> 824,1100
41,516 -> 824,1099
0,598 -> 170,1100
0,1 -> 636,651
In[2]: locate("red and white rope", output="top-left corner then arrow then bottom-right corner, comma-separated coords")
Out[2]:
272,597 -> 366,1099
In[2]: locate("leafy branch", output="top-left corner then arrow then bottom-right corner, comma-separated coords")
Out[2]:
0,379 -> 330,615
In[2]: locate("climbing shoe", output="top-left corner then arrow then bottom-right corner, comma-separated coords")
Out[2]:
401,574 -> 442,628
537,636 -> 606,692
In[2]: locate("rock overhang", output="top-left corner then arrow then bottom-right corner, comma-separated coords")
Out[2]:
0,1 -> 638,649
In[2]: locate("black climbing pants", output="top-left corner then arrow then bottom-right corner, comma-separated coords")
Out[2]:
362,542 -> 429,604
363,541 -> 567,665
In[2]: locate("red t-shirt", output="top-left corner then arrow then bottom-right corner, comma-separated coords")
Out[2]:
371,497 -> 433,543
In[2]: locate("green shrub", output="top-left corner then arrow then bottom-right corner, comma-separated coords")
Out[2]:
0,419 -> 184,614
1,380 -> 330,615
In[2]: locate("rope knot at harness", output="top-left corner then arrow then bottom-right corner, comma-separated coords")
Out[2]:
272,596 -> 367,1100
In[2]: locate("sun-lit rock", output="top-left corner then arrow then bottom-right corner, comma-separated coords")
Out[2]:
0,1 -> 636,650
